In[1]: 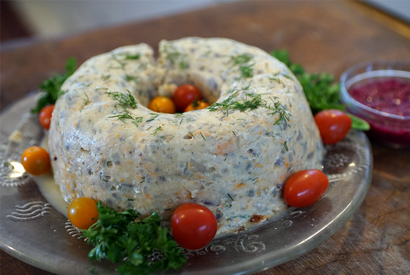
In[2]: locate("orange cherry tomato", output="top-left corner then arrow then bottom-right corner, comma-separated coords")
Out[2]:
39,105 -> 54,130
314,109 -> 352,144
148,96 -> 176,114
171,203 -> 217,250
68,197 -> 99,229
184,101 -> 210,112
172,84 -> 203,112
21,146 -> 51,176
284,169 -> 329,208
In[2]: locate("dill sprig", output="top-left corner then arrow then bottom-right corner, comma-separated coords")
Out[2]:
271,49 -> 369,130
111,54 -> 126,70
152,126 -> 163,135
82,93 -> 90,109
230,53 -> 253,65
108,113 -> 142,127
230,53 -> 254,78
106,90 -> 137,111
126,75 -> 140,82
163,45 -> 189,69
146,113 -> 159,122
209,90 -> 290,128
239,64 -> 254,78
108,113 -> 134,123
125,53 -> 140,60
102,74 -> 111,81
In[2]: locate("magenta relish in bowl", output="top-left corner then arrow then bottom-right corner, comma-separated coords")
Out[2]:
340,60 -> 410,148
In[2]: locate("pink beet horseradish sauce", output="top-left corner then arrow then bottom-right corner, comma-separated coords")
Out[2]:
341,62 -> 410,148
349,79 -> 410,117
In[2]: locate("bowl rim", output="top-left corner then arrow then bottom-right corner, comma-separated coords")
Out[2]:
340,60 -> 410,121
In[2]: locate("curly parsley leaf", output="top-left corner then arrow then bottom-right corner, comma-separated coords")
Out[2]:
82,202 -> 186,275
31,57 -> 77,113
271,50 -> 369,131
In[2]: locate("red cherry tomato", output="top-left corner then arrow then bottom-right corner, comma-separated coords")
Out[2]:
21,146 -> 51,176
172,84 -> 203,112
314,109 -> 352,144
68,197 -> 99,229
39,105 -> 54,130
284,169 -> 329,208
171,203 -> 217,250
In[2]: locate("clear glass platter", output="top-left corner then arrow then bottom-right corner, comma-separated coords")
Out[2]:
0,93 -> 373,275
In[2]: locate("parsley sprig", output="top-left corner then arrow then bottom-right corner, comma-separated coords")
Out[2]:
82,202 -> 186,275
271,50 -> 370,130
31,57 -> 76,113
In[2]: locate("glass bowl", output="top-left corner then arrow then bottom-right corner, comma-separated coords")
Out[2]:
340,60 -> 410,148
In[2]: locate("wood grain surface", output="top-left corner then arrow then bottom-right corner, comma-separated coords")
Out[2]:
1,1 -> 409,274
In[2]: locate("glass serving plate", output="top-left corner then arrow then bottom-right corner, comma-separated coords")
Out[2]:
0,93 -> 373,275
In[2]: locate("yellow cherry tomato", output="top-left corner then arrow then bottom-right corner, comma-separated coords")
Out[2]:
68,197 -> 99,229
21,146 -> 51,176
148,96 -> 176,114
184,101 -> 210,112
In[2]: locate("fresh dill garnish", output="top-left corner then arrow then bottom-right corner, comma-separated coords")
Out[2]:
108,113 -> 141,127
102,74 -> 111,81
82,93 -> 90,108
271,49 -> 369,130
239,64 -> 254,78
189,132 -> 195,138
208,89 -> 291,128
284,141 -> 289,151
32,57 -> 76,113
152,126 -> 163,135
179,118 -> 184,125
230,53 -> 254,78
232,131 -> 236,136
108,113 -> 134,123
228,193 -> 234,201
125,53 -> 140,60
174,113 -> 183,117
230,53 -> 253,65
146,113 -> 159,122
125,75 -> 140,82
200,132 -> 206,140
163,45 -> 189,69
132,116 -> 143,127
111,54 -> 126,70
82,202 -> 186,275
106,90 -> 137,111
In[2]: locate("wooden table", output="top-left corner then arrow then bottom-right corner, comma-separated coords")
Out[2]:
1,1 -> 409,274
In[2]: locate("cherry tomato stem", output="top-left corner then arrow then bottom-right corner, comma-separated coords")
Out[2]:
184,101 -> 210,112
